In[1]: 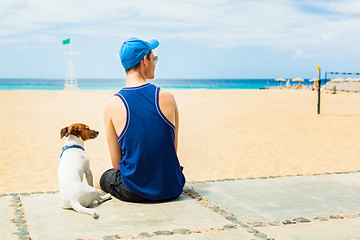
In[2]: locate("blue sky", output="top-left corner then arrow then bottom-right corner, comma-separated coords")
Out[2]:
0,0 -> 360,79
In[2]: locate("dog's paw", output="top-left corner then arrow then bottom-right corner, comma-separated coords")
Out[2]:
103,193 -> 111,200
98,193 -> 111,203
92,210 -> 99,219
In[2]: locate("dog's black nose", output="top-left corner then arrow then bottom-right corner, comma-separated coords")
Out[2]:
96,131 -> 99,135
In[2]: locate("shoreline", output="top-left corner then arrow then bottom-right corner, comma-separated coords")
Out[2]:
2,85 -> 360,93
1,89 -> 360,193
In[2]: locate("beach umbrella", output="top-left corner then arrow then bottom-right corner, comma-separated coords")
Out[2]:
291,78 -> 304,85
275,78 -> 286,87
309,78 -> 319,87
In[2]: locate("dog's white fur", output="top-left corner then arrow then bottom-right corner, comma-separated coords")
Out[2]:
58,134 -> 111,218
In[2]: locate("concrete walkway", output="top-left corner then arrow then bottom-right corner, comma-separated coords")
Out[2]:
1,171 -> 360,240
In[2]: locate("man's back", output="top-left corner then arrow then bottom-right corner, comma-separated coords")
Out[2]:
106,86 -> 178,150
111,83 -> 184,201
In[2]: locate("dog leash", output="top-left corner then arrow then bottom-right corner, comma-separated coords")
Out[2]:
60,145 -> 85,158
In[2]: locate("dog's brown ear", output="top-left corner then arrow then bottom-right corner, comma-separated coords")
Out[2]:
66,125 -> 81,138
60,127 -> 68,139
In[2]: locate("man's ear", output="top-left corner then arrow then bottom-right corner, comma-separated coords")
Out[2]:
60,127 -> 68,139
142,55 -> 149,67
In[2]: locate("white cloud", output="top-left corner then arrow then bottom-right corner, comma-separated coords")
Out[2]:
0,0 -> 360,57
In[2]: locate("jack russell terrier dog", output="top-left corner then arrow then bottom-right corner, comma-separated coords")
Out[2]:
58,123 -> 111,218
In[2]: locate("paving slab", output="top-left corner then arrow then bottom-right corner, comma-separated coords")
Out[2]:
139,228 -> 254,240
3,172 -> 360,240
260,218 -> 360,240
191,173 -> 360,222
0,196 -> 18,240
20,193 -> 231,240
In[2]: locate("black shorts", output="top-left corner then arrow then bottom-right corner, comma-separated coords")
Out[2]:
100,169 -> 149,203
100,168 -> 183,203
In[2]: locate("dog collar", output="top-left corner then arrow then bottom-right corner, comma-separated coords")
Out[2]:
60,145 -> 85,158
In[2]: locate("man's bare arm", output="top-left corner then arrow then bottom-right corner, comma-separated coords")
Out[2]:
159,89 -> 179,152
104,100 -> 123,170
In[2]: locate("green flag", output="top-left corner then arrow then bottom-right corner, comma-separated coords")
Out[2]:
63,38 -> 70,45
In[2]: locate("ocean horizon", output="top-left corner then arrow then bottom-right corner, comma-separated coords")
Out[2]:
0,78 -> 313,90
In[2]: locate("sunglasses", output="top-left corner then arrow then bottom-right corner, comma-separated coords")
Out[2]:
152,56 -> 158,64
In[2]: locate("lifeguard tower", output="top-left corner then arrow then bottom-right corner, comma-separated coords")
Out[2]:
63,38 -> 79,90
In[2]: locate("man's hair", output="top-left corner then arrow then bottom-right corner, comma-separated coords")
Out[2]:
125,51 -> 152,73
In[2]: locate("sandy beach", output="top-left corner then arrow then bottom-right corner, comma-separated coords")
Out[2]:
1,89 -> 360,194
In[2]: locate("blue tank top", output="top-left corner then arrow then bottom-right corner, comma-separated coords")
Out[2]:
115,83 -> 186,201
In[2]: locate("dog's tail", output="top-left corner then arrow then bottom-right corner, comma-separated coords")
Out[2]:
70,200 -> 99,218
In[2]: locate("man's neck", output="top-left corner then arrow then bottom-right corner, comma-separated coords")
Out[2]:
126,71 -> 148,88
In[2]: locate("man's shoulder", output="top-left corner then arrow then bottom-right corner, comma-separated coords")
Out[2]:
159,88 -> 175,100
104,94 -> 125,113
158,86 -> 174,97
158,89 -> 177,108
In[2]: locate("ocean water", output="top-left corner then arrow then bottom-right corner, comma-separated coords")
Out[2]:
0,78 -> 312,90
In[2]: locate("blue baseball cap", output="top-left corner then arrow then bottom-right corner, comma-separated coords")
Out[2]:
119,37 -> 159,70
